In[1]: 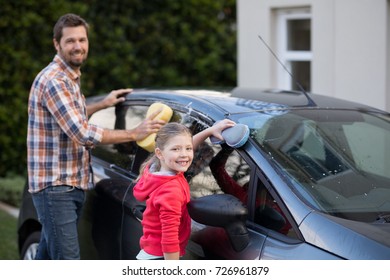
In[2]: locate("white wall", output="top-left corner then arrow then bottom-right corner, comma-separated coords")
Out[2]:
238,0 -> 390,111
237,0 -> 265,87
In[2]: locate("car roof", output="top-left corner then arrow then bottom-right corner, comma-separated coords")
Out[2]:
120,87 -> 385,117
88,87 -> 386,123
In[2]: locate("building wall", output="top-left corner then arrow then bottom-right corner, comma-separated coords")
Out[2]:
238,0 -> 390,111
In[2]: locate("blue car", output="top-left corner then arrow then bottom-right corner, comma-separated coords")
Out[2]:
18,88 -> 390,259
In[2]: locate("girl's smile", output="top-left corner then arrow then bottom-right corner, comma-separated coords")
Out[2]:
156,134 -> 194,174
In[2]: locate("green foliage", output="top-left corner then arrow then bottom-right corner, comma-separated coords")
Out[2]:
0,175 -> 26,207
84,0 -> 237,91
0,210 -> 19,259
0,0 -> 236,177
0,0 -> 88,177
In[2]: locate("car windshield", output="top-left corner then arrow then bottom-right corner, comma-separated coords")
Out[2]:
245,108 -> 390,223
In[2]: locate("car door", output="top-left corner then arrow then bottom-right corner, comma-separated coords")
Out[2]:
186,146 -> 267,259
89,103 -> 148,181
249,166 -> 342,260
87,100 -> 230,259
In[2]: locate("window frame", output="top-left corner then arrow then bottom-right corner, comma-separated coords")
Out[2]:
275,7 -> 312,91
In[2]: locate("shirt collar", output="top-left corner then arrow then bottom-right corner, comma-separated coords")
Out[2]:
54,54 -> 81,81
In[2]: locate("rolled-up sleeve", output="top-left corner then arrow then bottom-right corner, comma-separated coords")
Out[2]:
44,78 -> 104,147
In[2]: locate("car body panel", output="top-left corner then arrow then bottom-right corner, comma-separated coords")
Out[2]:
18,88 -> 390,260
300,211 -> 390,259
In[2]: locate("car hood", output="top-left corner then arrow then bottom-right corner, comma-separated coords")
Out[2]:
300,211 -> 390,259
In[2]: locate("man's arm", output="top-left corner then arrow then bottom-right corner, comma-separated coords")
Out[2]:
87,88 -> 132,116
99,109 -> 166,144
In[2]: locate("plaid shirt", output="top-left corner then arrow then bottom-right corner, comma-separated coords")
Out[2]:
27,55 -> 104,193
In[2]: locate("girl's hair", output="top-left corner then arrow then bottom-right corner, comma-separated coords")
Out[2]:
53,13 -> 89,43
136,122 -> 193,180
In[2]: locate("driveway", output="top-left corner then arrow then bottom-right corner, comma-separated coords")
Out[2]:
0,201 -> 19,218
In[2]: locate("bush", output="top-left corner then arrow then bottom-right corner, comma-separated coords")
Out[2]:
0,176 -> 26,208
0,0 -> 236,177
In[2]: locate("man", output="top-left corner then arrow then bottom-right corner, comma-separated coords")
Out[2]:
27,13 -> 165,259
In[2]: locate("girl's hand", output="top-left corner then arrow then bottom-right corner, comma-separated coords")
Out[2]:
192,119 -> 235,149
210,119 -> 236,141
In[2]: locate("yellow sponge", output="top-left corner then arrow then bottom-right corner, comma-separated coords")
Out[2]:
136,102 -> 173,152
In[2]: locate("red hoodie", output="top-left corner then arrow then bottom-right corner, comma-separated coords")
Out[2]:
133,165 -> 191,257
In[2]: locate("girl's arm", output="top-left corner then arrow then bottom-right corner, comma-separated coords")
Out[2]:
192,119 -> 235,149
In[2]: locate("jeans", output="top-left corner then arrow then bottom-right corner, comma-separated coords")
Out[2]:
31,185 -> 85,260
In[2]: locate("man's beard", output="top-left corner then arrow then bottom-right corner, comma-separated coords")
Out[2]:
69,58 -> 84,68
59,47 -> 87,68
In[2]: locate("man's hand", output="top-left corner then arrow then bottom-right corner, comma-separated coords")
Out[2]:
87,88 -> 132,116
132,108 -> 166,141
102,88 -> 133,108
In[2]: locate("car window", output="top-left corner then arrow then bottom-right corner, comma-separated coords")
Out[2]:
89,105 -> 148,172
253,178 -> 297,238
89,106 -> 116,129
90,103 -> 214,176
197,147 -> 251,201
250,109 -> 390,223
343,113 -> 390,178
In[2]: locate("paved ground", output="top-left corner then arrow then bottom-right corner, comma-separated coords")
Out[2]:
0,201 -> 19,218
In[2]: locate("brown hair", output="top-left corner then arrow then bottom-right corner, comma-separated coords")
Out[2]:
137,122 -> 193,180
53,13 -> 89,43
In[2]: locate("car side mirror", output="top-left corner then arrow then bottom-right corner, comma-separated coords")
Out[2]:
188,194 -> 249,252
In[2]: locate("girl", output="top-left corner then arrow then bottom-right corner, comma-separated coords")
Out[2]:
133,120 -> 234,260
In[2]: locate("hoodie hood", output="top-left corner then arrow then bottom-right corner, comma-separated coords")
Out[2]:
133,165 -> 185,201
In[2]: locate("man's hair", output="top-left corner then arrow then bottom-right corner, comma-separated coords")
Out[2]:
53,13 -> 89,43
